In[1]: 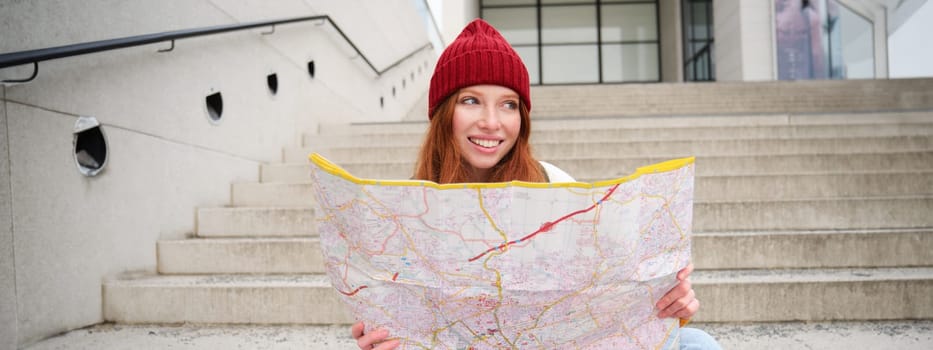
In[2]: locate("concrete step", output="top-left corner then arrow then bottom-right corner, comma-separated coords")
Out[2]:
103,267 -> 933,325
690,172 -> 933,202
692,267 -> 933,322
694,196 -> 933,231
304,120 -> 933,149
527,80 -> 933,118
263,152 -> 933,182
197,207 -> 316,237
22,324 -> 361,350
232,182 -> 316,207
231,183 -> 315,208
292,136 -> 933,163
103,273 -> 353,324
159,228 -> 933,274
157,238 -> 323,274
314,110 -> 933,136
696,320 -> 933,350
23,321 -> 933,350
238,172 -> 933,206
693,228 -> 933,269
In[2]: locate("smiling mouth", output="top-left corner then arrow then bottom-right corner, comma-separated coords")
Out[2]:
469,137 -> 503,148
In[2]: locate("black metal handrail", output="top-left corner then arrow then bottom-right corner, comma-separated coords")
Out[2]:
0,15 -> 432,83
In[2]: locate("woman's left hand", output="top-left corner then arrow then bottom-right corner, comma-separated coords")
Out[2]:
655,262 -> 699,319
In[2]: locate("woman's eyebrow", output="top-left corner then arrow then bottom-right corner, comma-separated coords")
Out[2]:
458,88 -> 483,96
457,89 -> 518,101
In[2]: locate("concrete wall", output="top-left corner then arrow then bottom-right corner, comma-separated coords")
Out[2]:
1,86 -> 17,350
738,0 -> 776,80
714,0 -> 774,81
889,0 -> 933,77
440,0 -> 480,46
0,0 -> 433,347
714,0 -> 743,80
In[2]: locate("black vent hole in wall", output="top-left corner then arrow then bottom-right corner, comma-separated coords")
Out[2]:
267,73 -> 279,95
206,91 -> 223,123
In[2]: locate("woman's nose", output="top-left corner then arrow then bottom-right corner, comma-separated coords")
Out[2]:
478,105 -> 502,130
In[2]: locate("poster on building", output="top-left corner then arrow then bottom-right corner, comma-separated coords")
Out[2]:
775,0 -> 844,80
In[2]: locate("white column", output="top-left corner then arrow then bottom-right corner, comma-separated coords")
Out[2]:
713,0 -> 775,81
659,0 -> 684,82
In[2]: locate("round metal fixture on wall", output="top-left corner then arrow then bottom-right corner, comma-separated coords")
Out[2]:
73,116 -> 108,177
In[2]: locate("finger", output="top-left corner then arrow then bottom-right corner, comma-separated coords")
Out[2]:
677,263 -> 694,281
656,279 -> 692,310
374,339 -> 401,350
351,321 -> 365,340
357,329 -> 388,350
658,289 -> 695,319
673,298 -> 700,319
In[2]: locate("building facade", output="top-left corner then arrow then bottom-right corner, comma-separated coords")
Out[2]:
437,0 -> 930,83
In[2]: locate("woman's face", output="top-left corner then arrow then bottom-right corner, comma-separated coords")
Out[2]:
451,84 -> 522,181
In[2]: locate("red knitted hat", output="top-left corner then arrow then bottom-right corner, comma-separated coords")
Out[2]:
428,19 -> 530,119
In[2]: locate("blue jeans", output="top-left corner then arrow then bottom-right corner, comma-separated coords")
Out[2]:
678,327 -> 722,350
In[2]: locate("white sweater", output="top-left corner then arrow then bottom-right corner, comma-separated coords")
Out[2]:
539,161 -> 576,183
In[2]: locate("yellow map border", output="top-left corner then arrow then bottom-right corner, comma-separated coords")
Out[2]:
308,153 -> 695,189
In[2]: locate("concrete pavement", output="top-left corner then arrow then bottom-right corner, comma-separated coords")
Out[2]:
24,321 -> 933,349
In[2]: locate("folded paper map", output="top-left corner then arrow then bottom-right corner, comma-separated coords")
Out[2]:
308,154 -> 694,349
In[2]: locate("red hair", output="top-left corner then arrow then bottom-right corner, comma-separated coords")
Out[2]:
413,94 -> 545,184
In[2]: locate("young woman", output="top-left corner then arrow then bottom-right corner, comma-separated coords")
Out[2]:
352,19 -> 720,350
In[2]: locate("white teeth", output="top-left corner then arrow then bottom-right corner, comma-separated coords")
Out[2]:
469,138 -> 500,148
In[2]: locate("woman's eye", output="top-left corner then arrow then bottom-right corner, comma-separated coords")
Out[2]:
460,97 -> 479,105
503,101 -> 518,110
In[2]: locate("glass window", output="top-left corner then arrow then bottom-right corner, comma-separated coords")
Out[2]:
483,0 -> 536,6
775,0 -> 875,80
685,45 -> 713,81
602,43 -> 659,82
683,0 -> 714,81
689,1 -> 710,40
514,46 -> 541,85
481,0 -> 661,84
601,4 -> 658,42
484,8 -> 539,45
542,45 -> 599,84
835,1 -> 874,78
541,6 -> 597,44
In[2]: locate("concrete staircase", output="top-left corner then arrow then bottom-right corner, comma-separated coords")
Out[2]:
103,81 -> 933,344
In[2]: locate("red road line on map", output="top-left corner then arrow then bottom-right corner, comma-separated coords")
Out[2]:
467,184 -> 620,262
339,285 -> 368,296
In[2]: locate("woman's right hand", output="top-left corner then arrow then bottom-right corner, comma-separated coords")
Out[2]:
351,321 -> 400,350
